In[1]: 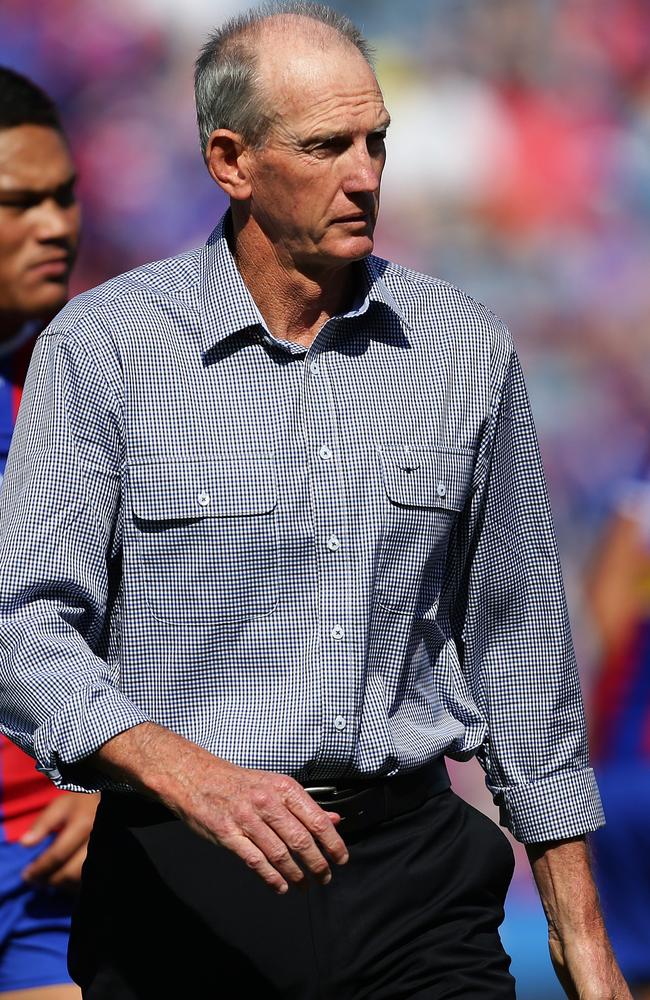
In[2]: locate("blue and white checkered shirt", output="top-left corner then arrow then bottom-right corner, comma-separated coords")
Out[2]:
0,213 -> 603,843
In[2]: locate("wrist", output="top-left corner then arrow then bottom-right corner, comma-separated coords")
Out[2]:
91,722 -> 198,801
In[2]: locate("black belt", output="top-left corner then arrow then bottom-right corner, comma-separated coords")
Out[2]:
302,758 -> 450,835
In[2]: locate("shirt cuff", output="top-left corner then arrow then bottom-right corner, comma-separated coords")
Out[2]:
492,767 -> 605,843
32,682 -> 152,792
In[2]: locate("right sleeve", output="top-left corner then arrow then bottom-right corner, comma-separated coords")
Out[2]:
0,328 -> 151,791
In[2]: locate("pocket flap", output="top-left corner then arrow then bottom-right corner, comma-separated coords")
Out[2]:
129,456 -> 277,521
379,446 -> 475,511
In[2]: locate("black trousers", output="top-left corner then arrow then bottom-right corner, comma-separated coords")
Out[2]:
69,787 -> 516,999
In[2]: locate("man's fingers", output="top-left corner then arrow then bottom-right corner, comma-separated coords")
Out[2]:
224,833 -> 290,895
43,846 -> 87,891
242,819 -> 308,886
22,844 -> 64,883
19,798 -> 65,845
263,811 -> 333,885
21,824 -> 80,883
285,790 -> 349,865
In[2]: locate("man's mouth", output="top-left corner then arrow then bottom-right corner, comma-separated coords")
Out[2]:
332,213 -> 370,224
29,256 -> 71,278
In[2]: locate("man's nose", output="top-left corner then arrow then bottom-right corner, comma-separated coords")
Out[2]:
343,145 -> 382,195
35,198 -> 78,242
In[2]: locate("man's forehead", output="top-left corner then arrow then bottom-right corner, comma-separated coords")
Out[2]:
0,125 -> 73,191
255,21 -> 382,121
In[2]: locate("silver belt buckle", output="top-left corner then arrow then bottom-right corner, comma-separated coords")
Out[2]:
304,785 -> 340,801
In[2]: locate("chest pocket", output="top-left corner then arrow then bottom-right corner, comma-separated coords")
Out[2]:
129,456 -> 278,626
376,445 -> 475,616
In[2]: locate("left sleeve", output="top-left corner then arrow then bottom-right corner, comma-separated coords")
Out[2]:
447,342 -> 604,843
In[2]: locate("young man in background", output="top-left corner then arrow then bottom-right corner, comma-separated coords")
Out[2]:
0,67 -> 97,1000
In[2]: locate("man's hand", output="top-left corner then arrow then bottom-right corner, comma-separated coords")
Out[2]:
91,722 -> 349,895
20,791 -> 100,892
172,759 -> 348,894
527,836 -> 631,999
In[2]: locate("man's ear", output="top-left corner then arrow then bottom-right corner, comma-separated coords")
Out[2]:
206,129 -> 252,200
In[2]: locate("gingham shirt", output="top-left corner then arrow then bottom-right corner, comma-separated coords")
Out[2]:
0,213 -> 603,843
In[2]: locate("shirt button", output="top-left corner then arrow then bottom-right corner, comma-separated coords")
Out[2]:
330,624 -> 344,640
197,491 -> 210,507
326,535 -> 340,551
334,715 -> 347,731
436,482 -> 447,498
319,445 -> 333,461
309,360 -> 319,375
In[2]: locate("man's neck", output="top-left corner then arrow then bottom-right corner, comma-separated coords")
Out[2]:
0,311 -> 30,343
0,314 -> 40,366
231,218 -> 357,348
0,312 -> 43,353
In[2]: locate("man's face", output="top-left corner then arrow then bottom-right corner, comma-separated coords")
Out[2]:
244,39 -> 390,277
0,124 -> 80,325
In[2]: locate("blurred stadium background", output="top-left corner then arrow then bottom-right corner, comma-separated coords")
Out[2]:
2,1 -> 649,995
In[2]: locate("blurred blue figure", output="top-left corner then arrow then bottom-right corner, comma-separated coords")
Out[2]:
588,455 -> 650,1000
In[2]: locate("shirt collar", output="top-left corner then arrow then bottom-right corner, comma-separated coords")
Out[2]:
361,255 -> 408,325
196,213 -> 266,355
196,211 -> 408,354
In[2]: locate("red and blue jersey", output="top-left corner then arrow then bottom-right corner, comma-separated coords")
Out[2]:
592,464 -> 650,766
0,327 -> 63,844
592,621 -> 650,763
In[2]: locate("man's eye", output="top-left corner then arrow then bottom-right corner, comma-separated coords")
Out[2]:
0,198 -> 35,211
55,185 -> 76,208
316,139 -> 342,152
368,132 -> 387,147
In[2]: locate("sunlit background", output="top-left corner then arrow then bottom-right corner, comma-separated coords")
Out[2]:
2,1 -> 649,995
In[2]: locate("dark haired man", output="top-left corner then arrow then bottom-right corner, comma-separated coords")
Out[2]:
0,67 -> 97,1000
0,6 -> 631,999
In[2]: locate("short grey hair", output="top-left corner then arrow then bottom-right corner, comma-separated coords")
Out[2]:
194,1 -> 374,159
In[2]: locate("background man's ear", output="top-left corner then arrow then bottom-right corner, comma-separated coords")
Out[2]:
206,130 -> 252,200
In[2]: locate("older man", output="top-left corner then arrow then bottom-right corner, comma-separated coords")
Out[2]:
0,4 -> 629,999
0,67 -> 98,1000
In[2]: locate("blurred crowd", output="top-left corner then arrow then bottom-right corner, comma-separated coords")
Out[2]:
2,0 -> 648,597
2,0 -> 649,993
369,0 -> 650,643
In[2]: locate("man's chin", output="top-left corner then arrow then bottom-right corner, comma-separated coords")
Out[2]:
294,234 -> 375,278
326,233 -> 375,264
23,284 -> 70,322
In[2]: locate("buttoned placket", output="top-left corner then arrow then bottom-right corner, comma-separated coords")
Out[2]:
301,325 -> 357,768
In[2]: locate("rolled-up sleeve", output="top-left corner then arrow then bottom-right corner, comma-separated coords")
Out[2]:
449,339 -> 604,842
0,327 -> 150,791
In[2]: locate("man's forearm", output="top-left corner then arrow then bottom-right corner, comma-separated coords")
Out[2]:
88,720 -> 207,805
527,836 -> 630,999
527,836 -> 602,936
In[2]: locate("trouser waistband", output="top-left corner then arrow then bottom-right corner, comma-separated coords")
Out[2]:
99,757 -> 450,836
302,758 -> 450,835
